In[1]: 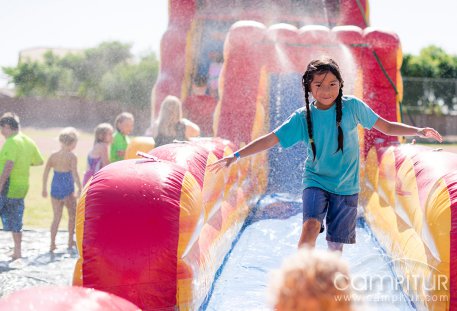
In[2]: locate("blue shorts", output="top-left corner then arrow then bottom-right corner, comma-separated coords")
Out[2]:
0,196 -> 25,232
302,187 -> 358,244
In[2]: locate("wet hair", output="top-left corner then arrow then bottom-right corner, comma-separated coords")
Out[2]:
94,123 -> 113,144
268,247 -> 352,311
59,127 -> 79,146
114,112 -> 134,132
0,112 -> 20,131
301,58 -> 344,160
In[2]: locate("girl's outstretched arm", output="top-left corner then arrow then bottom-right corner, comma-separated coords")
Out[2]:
373,117 -> 443,142
208,132 -> 279,173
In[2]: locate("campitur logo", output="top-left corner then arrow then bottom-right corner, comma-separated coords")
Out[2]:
331,256 -> 449,304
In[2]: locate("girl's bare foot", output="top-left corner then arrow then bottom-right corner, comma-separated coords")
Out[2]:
11,253 -> 21,261
50,244 -> 57,253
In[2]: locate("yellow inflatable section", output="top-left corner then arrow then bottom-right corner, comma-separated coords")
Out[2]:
361,145 -> 457,310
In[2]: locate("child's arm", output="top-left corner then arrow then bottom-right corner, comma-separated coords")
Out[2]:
117,150 -> 126,159
373,117 -> 443,142
208,132 -> 279,173
42,155 -> 53,198
0,160 -> 14,194
100,143 -> 111,168
183,118 -> 201,138
70,153 -> 82,197
32,143 -> 44,166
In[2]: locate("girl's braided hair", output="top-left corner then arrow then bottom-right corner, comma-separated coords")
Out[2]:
301,58 -> 344,160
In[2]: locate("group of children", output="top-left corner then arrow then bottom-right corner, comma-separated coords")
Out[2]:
38,100 -> 205,253
1,98 -> 205,258
41,112 -> 135,252
1,56 -> 444,309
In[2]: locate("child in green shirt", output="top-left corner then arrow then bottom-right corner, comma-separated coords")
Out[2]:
0,113 -> 44,260
110,112 -> 134,162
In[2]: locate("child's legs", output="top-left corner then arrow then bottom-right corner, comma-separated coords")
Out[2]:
50,198 -> 64,249
325,192 -> 358,246
299,187 -> 329,248
12,232 -> 22,258
1,197 -> 25,258
63,194 -> 76,246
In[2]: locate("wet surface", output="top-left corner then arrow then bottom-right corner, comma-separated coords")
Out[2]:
0,229 -> 78,298
1,195 -> 416,310
204,195 -> 415,311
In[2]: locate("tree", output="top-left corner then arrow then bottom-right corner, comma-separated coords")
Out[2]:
3,51 -> 72,97
2,41 -> 159,109
401,46 -> 457,114
59,41 -> 132,99
401,45 -> 457,78
100,53 -> 159,109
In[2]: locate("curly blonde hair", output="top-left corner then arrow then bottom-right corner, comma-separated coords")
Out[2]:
58,127 -> 79,146
269,247 -> 353,311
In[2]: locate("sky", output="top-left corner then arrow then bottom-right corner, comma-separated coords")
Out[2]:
1,0 -> 456,87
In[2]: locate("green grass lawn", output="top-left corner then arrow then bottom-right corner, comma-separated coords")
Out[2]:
1,127 -> 93,230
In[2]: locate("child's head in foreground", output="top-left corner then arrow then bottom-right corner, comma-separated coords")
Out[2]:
269,247 -> 353,311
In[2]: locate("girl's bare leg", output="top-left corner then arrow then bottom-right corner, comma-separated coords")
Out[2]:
50,198 -> 64,252
64,194 -> 76,249
298,218 -> 321,248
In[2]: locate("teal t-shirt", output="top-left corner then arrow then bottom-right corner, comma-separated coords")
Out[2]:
274,95 -> 379,195
0,132 -> 44,198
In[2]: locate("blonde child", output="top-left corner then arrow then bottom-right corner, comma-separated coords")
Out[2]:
42,127 -> 82,252
268,247 -> 353,311
153,95 -> 200,147
110,112 -> 134,162
82,123 -> 113,186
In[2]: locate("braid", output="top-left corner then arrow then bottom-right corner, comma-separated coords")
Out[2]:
335,88 -> 344,153
302,58 -> 345,160
302,74 -> 317,160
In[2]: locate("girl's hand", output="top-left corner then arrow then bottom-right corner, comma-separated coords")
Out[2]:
42,190 -> 48,198
208,155 -> 237,173
417,127 -> 443,143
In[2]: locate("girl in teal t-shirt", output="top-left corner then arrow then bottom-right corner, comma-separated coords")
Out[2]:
209,58 -> 442,253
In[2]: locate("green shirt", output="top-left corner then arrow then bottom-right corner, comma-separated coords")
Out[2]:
0,132 -> 44,198
274,95 -> 379,195
110,131 -> 129,162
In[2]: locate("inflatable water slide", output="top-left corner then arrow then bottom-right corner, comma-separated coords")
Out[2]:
73,1 -> 457,310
